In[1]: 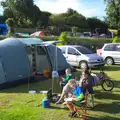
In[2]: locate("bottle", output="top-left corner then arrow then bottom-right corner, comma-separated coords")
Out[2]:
42,97 -> 51,108
52,70 -> 59,79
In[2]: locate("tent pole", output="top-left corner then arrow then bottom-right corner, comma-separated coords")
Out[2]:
52,44 -> 58,93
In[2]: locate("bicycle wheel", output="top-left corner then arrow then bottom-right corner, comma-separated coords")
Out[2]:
102,79 -> 114,91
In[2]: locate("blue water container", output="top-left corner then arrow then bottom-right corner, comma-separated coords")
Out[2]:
42,97 -> 51,108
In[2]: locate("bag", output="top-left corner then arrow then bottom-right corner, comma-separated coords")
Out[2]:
52,70 -> 59,78
91,73 -> 100,86
47,89 -> 60,103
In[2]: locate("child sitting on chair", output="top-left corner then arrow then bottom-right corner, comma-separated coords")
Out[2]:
59,68 -> 72,90
64,79 -> 84,118
79,69 -> 94,108
56,82 -> 74,104
79,69 -> 94,94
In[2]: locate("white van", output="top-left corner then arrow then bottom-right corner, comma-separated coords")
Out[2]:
58,45 -> 104,69
97,43 -> 120,65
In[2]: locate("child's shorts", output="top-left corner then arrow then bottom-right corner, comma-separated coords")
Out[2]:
87,86 -> 94,94
83,85 -> 94,94
73,101 -> 82,107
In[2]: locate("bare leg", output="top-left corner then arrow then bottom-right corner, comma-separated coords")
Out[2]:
91,94 -> 94,107
66,102 -> 75,112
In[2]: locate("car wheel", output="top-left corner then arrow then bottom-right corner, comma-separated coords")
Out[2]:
106,57 -> 114,65
80,61 -> 88,69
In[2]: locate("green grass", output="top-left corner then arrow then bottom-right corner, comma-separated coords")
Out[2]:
0,65 -> 120,120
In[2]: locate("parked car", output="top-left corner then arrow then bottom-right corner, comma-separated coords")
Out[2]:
58,45 -> 104,69
97,43 -> 120,65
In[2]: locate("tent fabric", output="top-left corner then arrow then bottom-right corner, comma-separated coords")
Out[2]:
0,38 -> 71,85
47,45 -> 70,71
0,38 -> 31,84
15,38 -> 43,45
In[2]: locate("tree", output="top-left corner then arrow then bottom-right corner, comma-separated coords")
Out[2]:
87,17 -> 108,34
71,26 -> 78,36
112,36 -> 119,43
95,28 -> 100,38
66,8 -> 78,16
105,0 -> 120,30
67,14 -> 88,28
31,5 -> 41,26
49,8 -> 89,34
1,0 -> 17,18
41,11 -> 52,28
1,0 -> 41,27
49,14 -> 66,30
5,18 -> 15,37
15,0 -> 41,27
59,32 -> 68,45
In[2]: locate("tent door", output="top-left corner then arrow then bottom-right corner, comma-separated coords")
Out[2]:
26,45 -> 37,73
0,59 -> 6,84
36,46 -> 50,74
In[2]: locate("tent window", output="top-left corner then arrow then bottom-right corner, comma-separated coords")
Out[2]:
37,46 -> 46,55
26,46 -> 32,54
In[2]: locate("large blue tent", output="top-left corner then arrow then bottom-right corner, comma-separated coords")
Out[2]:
0,38 -> 72,89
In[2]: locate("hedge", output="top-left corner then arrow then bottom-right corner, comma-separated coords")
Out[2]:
38,36 -> 112,50
0,35 -> 112,51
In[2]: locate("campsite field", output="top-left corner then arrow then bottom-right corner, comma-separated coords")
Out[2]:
0,65 -> 120,120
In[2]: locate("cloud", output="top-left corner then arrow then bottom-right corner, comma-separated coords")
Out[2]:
34,0 -> 104,17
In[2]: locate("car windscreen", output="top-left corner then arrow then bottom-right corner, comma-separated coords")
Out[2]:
75,46 -> 93,54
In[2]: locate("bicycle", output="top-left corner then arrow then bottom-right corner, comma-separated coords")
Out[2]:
90,68 -> 114,91
86,68 -> 114,108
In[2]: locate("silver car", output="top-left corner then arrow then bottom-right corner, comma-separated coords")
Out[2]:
97,43 -> 120,65
58,45 -> 104,69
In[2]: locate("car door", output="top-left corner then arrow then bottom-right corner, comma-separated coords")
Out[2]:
114,44 -> 120,63
66,47 -> 78,66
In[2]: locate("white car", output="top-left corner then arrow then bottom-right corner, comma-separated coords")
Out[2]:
58,45 -> 104,69
97,43 -> 120,65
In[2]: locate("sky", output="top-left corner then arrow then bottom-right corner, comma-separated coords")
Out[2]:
0,0 -> 106,19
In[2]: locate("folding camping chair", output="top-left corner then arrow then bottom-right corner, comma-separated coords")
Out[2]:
73,90 -> 88,119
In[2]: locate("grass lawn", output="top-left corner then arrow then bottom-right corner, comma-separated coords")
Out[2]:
0,65 -> 120,120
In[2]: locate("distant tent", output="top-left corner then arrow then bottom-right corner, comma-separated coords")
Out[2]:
30,31 -> 49,37
0,38 -> 72,88
0,24 -> 8,35
30,31 -> 44,36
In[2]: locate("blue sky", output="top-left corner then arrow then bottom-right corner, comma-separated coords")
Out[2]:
0,0 -> 106,18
